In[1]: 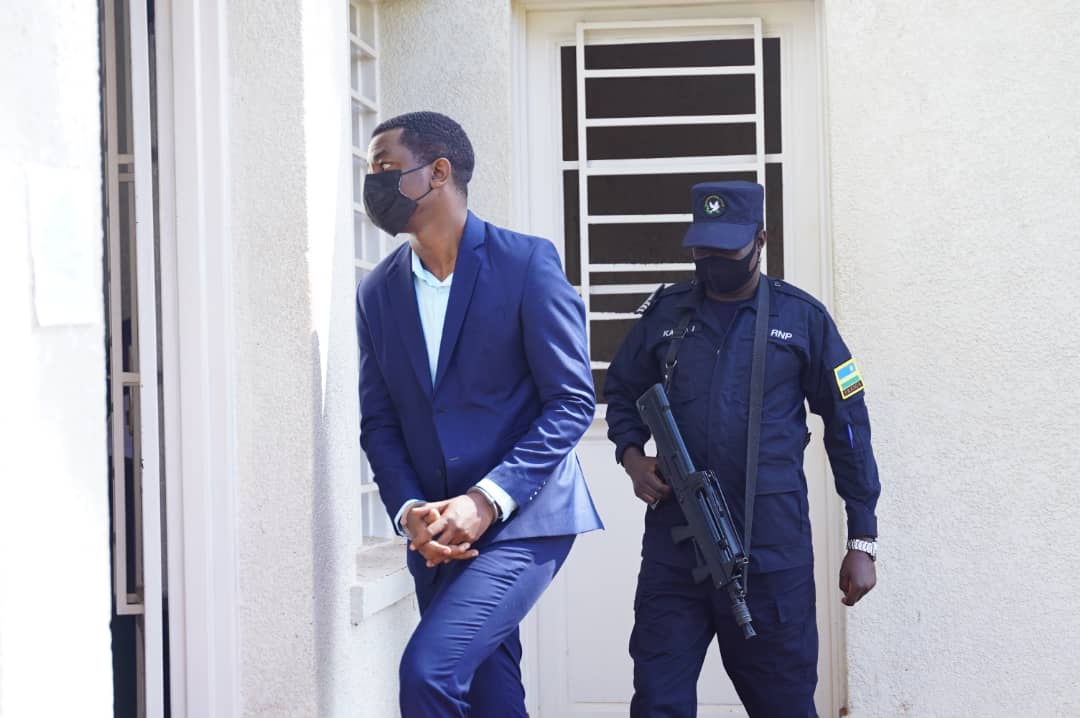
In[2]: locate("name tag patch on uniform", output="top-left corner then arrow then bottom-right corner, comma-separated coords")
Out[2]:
834,359 -> 864,399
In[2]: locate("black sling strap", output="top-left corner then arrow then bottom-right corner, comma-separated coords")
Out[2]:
661,313 -> 694,394
743,277 -> 770,584
661,278 -> 770,587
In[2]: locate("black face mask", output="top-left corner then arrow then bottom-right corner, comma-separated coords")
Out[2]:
694,241 -> 761,295
362,164 -> 433,236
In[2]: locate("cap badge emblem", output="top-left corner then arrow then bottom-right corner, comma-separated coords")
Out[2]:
703,195 -> 726,217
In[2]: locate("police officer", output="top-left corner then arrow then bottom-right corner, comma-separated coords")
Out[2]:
604,181 -> 880,718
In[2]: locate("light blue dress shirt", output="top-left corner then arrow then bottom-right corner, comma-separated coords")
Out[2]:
412,248 -> 453,384
393,250 -> 517,535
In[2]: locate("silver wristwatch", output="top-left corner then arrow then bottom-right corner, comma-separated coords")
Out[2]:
846,538 -> 877,561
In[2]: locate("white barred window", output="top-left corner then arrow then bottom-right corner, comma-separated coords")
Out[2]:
560,20 -> 785,404
349,0 -> 394,541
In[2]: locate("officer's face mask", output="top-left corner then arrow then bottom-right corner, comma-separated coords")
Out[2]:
694,239 -> 761,294
363,163 -> 434,236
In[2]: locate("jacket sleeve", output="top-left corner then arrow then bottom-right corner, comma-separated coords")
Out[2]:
356,294 -> 427,522
481,240 -> 596,508
803,309 -> 881,539
603,315 -> 658,464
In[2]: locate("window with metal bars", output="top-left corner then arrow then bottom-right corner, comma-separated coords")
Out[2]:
349,0 -> 394,541
559,20 -> 786,404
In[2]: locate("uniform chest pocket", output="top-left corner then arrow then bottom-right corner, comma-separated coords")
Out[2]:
762,332 -> 808,390
651,328 -> 716,405
730,331 -> 809,418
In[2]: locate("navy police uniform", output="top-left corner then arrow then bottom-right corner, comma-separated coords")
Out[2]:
604,181 -> 880,718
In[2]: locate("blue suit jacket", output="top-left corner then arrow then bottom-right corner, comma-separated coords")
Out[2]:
356,212 -> 603,570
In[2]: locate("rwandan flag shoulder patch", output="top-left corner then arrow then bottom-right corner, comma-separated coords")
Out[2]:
834,359 -> 865,400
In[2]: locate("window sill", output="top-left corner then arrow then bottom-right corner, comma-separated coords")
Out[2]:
350,538 -> 414,624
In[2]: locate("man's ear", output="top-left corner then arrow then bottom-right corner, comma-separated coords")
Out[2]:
430,157 -> 453,189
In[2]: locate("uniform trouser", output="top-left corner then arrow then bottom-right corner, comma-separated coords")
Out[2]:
399,534 -> 575,718
629,559 -> 818,718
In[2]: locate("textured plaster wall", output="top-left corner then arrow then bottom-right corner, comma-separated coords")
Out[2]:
229,1 -> 320,715
821,2 -> 1080,715
228,0 -> 431,714
0,2 -> 112,717
378,0 -> 514,227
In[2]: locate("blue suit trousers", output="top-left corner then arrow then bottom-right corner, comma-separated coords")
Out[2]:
630,560 -> 819,718
400,535 -> 575,718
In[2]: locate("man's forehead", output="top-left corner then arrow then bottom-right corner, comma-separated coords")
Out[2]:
368,128 -> 405,158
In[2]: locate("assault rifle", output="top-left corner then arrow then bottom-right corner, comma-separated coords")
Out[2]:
636,383 -> 756,639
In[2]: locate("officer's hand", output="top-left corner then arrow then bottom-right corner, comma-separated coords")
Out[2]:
406,503 -> 479,568
420,494 -> 494,566
839,549 -> 876,606
622,447 -> 672,505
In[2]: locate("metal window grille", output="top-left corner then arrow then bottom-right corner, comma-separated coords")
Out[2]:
102,0 -> 145,620
349,0 -> 394,541
562,19 -> 785,402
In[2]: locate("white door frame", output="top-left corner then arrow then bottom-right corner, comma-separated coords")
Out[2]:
513,2 -> 846,715
128,0 -> 166,712
154,1 -> 242,716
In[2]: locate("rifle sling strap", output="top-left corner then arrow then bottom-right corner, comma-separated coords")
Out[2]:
661,313 -> 694,394
661,278 -> 771,590
744,277 -> 770,589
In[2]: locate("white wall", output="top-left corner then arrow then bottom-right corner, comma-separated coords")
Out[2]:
379,0 -> 515,227
0,1 -> 112,717
821,1 -> 1080,715
228,1 -> 321,715
225,0 -> 435,715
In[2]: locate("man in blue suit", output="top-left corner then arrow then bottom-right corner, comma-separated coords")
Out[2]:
356,111 -> 603,718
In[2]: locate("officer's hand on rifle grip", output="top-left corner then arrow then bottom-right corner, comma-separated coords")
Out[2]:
622,446 -> 673,505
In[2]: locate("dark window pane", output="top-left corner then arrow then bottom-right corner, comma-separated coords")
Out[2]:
564,39 -> 780,155
587,123 -> 756,160
561,45 -> 578,161
765,162 -> 784,279
593,369 -> 608,405
591,318 -> 639,363
586,75 -> 755,119
121,384 -> 141,596
764,37 -> 781,154
592,270 -> 694,286
590,223 -> 689,265
592,293 -> 653,314
588,171 -> 756,216
584,38 -> 755,69
563,170 -> 580,285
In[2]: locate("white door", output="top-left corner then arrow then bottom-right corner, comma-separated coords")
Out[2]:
519,3 -> 846,716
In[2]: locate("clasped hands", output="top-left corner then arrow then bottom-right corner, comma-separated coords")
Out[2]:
402,491 -> 496,568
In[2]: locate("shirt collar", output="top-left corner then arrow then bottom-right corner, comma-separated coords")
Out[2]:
678,276 -> 781,317
411,249 -> 454,289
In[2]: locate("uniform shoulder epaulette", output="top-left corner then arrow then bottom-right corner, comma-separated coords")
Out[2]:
769,277 -> 826,312
635,281 -> 693,315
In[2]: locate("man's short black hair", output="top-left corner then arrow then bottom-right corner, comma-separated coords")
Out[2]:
372,111 -> 475,195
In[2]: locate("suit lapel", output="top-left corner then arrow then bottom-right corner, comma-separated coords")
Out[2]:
386,245 -> 433,399
433,212 -> 485,392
